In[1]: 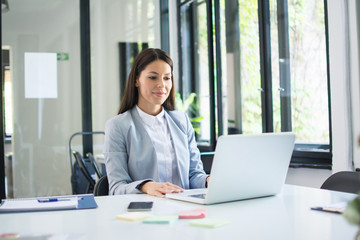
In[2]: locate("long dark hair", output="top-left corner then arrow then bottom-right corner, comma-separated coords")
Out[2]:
118,48 -> 175,114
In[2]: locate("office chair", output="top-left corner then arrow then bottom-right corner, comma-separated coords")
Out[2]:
320,171 -> 360,194
86,152 -> 102,179
94,175 -> 109,196
72,151 -> 96,193
68,131 -> 105,194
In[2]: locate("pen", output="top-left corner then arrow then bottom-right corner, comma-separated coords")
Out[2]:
310,207 -> 343,214
37,198 -> 72,203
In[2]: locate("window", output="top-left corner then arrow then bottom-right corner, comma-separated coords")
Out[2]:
178,0 -> 215,150
270,0 -> 331,167
177,0 -> 331,168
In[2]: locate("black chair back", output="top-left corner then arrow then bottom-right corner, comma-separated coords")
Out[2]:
86,152 -> 102,179
94,175 -> 109,196
321,171 -> 360,194
72,151 -> 96,193
68,131 -> 105,194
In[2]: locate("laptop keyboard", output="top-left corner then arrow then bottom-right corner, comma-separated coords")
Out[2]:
189,194 -> 207,199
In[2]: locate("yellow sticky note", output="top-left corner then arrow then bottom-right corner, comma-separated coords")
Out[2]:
116,212 -> 152,221
189,218 -> 230,228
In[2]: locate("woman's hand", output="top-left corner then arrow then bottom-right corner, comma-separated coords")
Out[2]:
140,182 -> 184,198
206,176 -> 210,187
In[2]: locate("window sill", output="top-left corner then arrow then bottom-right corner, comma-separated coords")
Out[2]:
289,162 -> 332,170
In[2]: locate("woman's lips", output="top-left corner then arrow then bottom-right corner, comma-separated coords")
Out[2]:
153,92 -> 167,97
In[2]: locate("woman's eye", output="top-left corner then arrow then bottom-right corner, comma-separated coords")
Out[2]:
164,77 -> 171,81
149,76 -> 157,80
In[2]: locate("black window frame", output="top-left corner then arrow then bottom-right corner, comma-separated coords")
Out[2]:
160,0 -> 170,53
1,49 -> 11,140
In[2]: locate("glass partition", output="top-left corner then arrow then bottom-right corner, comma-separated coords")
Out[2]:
2,0 -> 163,198
2,0 -> 81,198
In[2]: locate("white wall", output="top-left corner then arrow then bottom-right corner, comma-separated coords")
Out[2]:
328,0 -> 353,173
349,0 -> 360,170
285,168 -> 331,188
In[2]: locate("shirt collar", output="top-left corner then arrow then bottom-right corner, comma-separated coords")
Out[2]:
136,105 -> 165,127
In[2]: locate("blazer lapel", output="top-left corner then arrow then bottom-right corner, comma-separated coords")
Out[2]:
130,107 -> 159,181
165,111 -> 189,188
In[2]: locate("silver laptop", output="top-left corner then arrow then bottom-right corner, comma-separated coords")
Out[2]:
166,132 -> 295,204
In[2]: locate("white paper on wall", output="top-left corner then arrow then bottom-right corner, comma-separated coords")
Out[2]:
24,52 -> 58,99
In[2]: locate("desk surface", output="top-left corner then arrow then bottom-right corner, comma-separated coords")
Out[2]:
0,184 -> 358,240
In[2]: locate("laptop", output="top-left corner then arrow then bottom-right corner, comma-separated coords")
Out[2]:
166,132 -> 295,204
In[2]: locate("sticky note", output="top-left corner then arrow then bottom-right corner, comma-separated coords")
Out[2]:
116,212 -> 152,221
189,218 -> 230,228
179,208 -> 207,219
142,215 -> 178,224
0,233 -> 20,238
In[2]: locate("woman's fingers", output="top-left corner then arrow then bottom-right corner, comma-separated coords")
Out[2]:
156,183 -> 182,194
149,191 -> 166,198
163,182 -> 184,192
141,182 -> 184,198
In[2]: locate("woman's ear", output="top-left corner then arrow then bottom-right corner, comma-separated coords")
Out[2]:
135,78 -> 139,87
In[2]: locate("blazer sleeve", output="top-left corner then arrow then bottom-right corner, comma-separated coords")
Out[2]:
183,113 -> 208,188
103,115 -> 151,195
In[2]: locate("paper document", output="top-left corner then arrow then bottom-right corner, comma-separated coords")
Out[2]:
0,197 -> 78,212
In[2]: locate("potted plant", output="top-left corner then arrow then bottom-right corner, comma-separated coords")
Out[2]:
344,196 -> 360,239
343,134 -> 360,239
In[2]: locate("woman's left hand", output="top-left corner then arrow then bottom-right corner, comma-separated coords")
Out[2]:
140,181 -> 184,198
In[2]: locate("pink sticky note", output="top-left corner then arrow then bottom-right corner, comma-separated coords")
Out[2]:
179,208 -> 207,219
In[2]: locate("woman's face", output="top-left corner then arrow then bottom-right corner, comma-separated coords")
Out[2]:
136,60 -> 172,115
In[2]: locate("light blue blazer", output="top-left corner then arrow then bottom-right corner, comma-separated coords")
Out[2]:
104,107 -> 208,195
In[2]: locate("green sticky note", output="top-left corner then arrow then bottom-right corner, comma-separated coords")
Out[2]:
142,215 -> 178,224
189,218 -> 230,228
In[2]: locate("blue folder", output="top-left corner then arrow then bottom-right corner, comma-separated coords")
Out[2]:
77,194 -> 98,210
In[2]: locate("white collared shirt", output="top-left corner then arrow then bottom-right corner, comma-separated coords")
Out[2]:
136,106 -> 178,183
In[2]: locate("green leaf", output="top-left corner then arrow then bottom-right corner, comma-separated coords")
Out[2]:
193,127 -> 200,134
183,93 -> 196,112
344,196 -> 360,225
190,116 -> 203,123
175,92 -> 203,134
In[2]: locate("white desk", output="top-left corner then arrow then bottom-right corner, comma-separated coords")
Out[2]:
0,184 -> 358,240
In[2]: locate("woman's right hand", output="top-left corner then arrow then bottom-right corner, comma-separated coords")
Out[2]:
140,181 -> 184,198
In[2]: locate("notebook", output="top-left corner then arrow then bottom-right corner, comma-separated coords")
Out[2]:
166,132 -> 295,204
0,194 -> 98,213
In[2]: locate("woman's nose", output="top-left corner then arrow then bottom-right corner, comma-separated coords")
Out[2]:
157,79 -> 165,88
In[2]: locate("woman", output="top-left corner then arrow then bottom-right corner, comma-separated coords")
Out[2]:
104,48 -> 209,197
